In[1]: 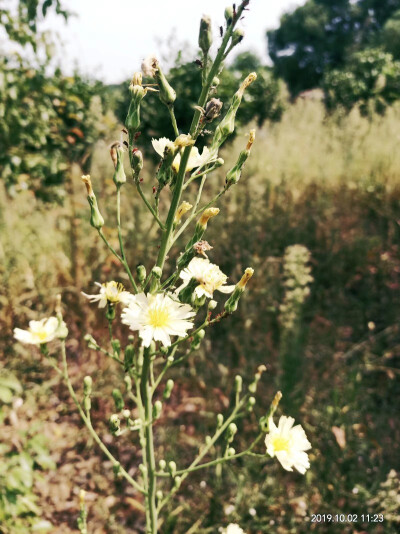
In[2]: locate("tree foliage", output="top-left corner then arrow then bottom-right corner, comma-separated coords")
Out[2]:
268,0 -> 400,95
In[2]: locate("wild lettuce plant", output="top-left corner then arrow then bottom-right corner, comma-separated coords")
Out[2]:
13,3 -> 311,532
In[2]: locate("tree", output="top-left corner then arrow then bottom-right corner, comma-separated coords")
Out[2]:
267,0 -> 400,96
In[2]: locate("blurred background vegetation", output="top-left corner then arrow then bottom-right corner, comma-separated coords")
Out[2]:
1,0 -> 400,532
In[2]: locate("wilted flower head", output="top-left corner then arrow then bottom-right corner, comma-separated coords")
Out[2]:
265,415 -> 311,474
174,201 -> 193,223
121,292 -> 195,347
141,55 -> 158,78
152,137 -> 210,173
14,317 -> 66,345
82,281 -> 132,308
179,258 -> 235,299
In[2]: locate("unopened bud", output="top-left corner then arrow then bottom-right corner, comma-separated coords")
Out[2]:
84,333 -> 99,351
109,414 -> 121,435
126,78 -> 147,134
152,266 -> 162,279
153,400 -> 163,420
226,130 -> 255,187
247,396 -> 256,411
156,490 -> 163,502
111,338 -> 121,357
199,15 -> 212,55
225,6 -> 234,25
111,143 -> 126,186
226,422 -> 238,443
208,299 -> 217,310
224,268 -> 254,313
82,175 -> 104,229
136,264 -> 146,283
205,435 -> 213,446
122,409 -> 131,419
217,413 -> 224,428
159,459 -> 167,471
163,379 -> 174,400
83,376 -> 93,396
112,389 -> 124,412
173,475 -> 182,489
124,375 -> 132,391
227,447 -> 236,456
231,29 -> 244,48
235,375 -> 243,395
154,62 -> 176,106
124,344 -> 135,371
131,149 -> 143,181
191,328 -> 205,350
168,461 -> 177,477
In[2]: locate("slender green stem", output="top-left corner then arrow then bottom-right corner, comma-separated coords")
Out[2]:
133,173 -> 165,230
59,341 -> 146,495
168,106 -> 179,138
172,175 -> 208,243
98,229 -> 122,262
140,348 -> 158,533
117,186 -> 139,292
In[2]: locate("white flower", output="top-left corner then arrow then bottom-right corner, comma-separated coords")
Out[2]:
151,137 -> 210,173
265,415 -> 311,474
178,258 -> 235,299
14,317 -> 64,345
121,292 -> 195,347
82,281 -> 132,308
223,524 -> 245,534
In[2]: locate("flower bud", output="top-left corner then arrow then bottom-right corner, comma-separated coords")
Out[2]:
168,461 -> 177,477
126,76 -> 147,135
204,98 -> 223,122
173,475 -> 182,489
111,338 -> 121,357
122,409 -> 131,419
225,6 -> 234,25
111,142 -> 126,186
208,299 -> 217,311
109,414 -> 121,435
159,459 -> 167,471
259,390 -> 282,432
82,175 -> 104,229
225,129 -> 255,188
154,60 -> 176,106
226,422 -> 238,443
156,490 -> 163,502
199,15 -> 212,55
227,447 -> 236,456
231,29 -> 244,48
83,376 -> 93,396
205,435 -> 212,446
224,268 -> 254,313
210,74 -> 257,154
131,149 -> 143,181
136,265 -> 146,283
152,266 -> 162,279
124,374 -> 132,391
190,328 -> 205,350
249,364 -> 267,393
247,396 -> 256,412
124,343 -> 135,372
153,400 -> 163,420
84,333 -> 99,351
156,142 -> 178,189
112,389 -> 124,412
163,379 -> 174,400
234,375 -> 243,395
217,413 -> 224,428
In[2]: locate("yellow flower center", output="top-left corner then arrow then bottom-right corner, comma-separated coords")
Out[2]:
104,282 -> 124,303
35,330 -> 49,342
147,306 -> 170,328
272,435 -> 290,453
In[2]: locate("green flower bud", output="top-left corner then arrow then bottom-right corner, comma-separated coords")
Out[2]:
112,389 -> 124,412
163,379 -> 174,400
126,77 -> 146,135
156,142 -> 178,189
84,333 -> 99,351
153,400 -> 163,420
122,409 -> 131,419
136,265 -> 146,283
159,459 -> 167,471
205,435 -> 212,446
212,76 -> 220,88
156,490 -> 163,502
199,15 -> 213,55
226,422 -> 238,443
226,130 -> 255,188
152,267 -> 162,279
231,28 -> 245,48
82,175 -> 105,230
191,328 -> 206,350
154,63 -> 176,106
124,344 -> 135,372
224,268 -> 254,313
131,149 -> 143,181
210,73 -> 257,155
247,396 -> 256,412
227,447 -> 236,456
111,338 -> 121,357
168,461 -> 177,477
225,6 -> 234,25
173,475 -> 182,489
235,375 -> 243,395
83,376 -> 93,396
111,143 -> 126,186
217,413 -> 224,428
208,300 -> 218,311
178,278 -> 198,305
109,414 -> 121,435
